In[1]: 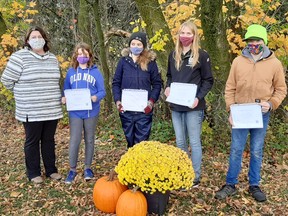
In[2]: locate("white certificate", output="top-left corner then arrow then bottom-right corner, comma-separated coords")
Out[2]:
230,103 -> 263,129
121,89 -> 148,112
64,89 -> 92,111
166,82 -> 197,107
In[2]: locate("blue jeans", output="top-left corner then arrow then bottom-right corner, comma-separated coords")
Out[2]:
172,110 -> 204,180
226,112 -> 270,186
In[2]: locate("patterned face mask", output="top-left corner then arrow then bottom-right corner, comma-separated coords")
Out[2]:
28,38 -> 45,50
247,43 -> 264,55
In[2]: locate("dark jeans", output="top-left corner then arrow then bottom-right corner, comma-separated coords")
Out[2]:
23,120 -> 58,179
120,111 -> 153,148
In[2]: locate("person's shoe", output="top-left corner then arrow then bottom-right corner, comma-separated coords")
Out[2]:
50,173 -> 62,180
215,184 -> 237,199
192,180 -> 200,188
65,170 -> 77,184
31,176 -> 43,184
249,186 -> 267,202
84,168 -> 94,181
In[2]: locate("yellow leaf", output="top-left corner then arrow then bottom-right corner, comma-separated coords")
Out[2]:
251,0 -> 262,6
10,191 -> 21,198
24,19 -> 34,24
132,26 -> 139,32
29,1 -> 37,8
141,20 -> 147,28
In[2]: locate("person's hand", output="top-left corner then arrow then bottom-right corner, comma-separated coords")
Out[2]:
260,101 -> 271,113
164,87 -> 170,97
228,112 -> 234,126
116,101 -> 124,113
144,99 -> 154,114
188,98 -> 199,109
91,95 -> 97,102
192,98 -> 199,108
61,97 -> 66,105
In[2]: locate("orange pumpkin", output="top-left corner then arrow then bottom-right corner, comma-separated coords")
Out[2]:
116,189 -> 147,216
93,171 -> 128,213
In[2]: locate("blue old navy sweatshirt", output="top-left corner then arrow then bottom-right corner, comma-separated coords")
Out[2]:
63,65 -> 106,119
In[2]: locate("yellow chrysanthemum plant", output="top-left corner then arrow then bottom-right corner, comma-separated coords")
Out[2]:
115,141 -> 195,194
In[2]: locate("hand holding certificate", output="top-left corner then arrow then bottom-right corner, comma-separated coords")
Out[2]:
230,103 -> 263,129
121,89 -> 148,112
166,82 -> 197,107
64,89 -> 92,111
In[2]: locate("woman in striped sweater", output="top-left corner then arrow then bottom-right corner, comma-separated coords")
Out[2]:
1,26 -> 63,184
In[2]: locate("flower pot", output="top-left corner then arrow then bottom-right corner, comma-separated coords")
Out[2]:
143,190 -> 170,215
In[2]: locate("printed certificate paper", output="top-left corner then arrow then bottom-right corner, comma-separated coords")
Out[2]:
64,89 -> 92,111
121,89 -> 148,112
230,103 -> 263,129
166,82 -> 197,107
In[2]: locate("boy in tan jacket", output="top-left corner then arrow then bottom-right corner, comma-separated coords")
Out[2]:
215,24 -> 287,202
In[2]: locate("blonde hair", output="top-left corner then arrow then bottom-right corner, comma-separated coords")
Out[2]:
71,42 -> 94,69
174,21 -> 200,70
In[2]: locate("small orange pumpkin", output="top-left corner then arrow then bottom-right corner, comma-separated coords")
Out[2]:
93,170 -> 128,213
116,188 -> 147,216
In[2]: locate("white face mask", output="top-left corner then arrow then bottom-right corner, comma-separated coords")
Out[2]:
28,38 -> 45,50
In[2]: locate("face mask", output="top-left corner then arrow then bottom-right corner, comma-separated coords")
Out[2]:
77,56 -> 90,64
130,47 -> 143,56
247,44 -> 264,55
179,36 -> 194,47
28,38 -> 45,50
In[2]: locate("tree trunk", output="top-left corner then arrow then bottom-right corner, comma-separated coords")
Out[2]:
78,0 -> 92,46
134,0 -> 174,78
91,0 -> 112,110
200,0 -> 232,146
0,12 -> 7,40
200,0 -> 231,81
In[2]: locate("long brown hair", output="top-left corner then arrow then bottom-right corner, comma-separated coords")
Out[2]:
136,49 -> 151,71
23,26 -> 50,52
174,21 -> 200,70
71,43 -> 94,69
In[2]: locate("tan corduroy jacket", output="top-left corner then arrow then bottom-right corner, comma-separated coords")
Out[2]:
225,48 -> 287,111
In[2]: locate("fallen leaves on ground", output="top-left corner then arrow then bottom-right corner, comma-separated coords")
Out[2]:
0,107 -> 287,216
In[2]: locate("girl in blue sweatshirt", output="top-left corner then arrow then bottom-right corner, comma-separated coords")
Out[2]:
62,43 -> 106,184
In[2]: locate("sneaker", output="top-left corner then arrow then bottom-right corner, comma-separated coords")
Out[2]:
192,180 -> 200,188
65,170 -> 77,184
31,176 -> 43,184
50,173 -> 62,180
215,185 -> 237,199
84,168 -> 94,181
249,186 -> 266,202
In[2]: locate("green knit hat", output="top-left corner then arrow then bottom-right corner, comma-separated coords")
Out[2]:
244,24 -> 268,45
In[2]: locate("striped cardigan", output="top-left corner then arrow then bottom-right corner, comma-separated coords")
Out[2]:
1,48 -> 63,122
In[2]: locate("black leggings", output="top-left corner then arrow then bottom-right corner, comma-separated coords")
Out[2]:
23,120 -> 58,179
